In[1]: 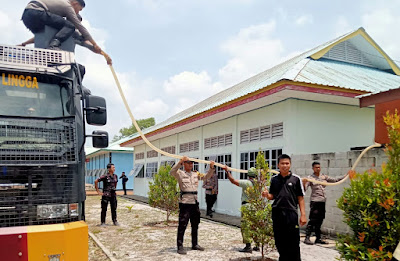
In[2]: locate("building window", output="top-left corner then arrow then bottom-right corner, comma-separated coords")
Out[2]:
135,152 -> 144,160
179,140 -> 199,153
146,162 -> 158,178
204,133 -> 233,149
161,146 -> 176,155
240,148 -> 282,179
147,150 -> 158,158
160,160 -> 175,167
205,154 -> 231,179
240,122 -> 283,144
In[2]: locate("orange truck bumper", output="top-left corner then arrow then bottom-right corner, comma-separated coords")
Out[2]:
0,221 -> 88,261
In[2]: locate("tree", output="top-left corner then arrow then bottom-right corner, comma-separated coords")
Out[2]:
337,110 -> 400,260
112,117 -> 155,142
148,165 -> 179,223
241,151 -> 275,260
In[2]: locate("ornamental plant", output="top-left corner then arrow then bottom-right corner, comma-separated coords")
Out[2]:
241,151 -> 275,260
337,110 -> 400,260
148,165 -> 179,223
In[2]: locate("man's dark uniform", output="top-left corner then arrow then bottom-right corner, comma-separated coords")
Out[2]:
96,173 -> 118,224
269,172 -> 305,261
170,162 -> 214,250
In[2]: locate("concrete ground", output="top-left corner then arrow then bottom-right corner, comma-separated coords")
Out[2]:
87,195 -> 340,260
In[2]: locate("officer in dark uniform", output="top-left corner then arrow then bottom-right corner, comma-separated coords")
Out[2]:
95,163 -> 119,226
170,156 -> 216,255
262,154 -> 307,261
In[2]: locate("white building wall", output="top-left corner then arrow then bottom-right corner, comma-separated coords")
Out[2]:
133,98 -> 376,218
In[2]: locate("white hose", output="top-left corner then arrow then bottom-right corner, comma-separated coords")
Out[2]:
303,142 -> 381,186
105,62 -> 277,174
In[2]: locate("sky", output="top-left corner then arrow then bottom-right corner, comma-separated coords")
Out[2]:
1,0 -> 400,146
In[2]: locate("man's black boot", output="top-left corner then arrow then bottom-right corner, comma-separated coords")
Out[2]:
177,246 -> 187,255
304,236 -> 313,245
48,39 -> 61,50
192,245 -> 205,251
239,243 -> 252,253
304,224 -> 314,245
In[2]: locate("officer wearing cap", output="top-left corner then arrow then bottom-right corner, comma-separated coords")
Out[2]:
21,0 -> 103,54
170,156 -> 216,255
224,165 -> 259,253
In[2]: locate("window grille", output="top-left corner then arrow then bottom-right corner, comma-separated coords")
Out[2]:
161,146 -> 176,154
260,125 -> 271,140
147,150 -> 158,158
135,152 -> 144,160
179,141 -> 199,153
250,128 -> 260,142
204,138 -> 211,149
145,162 -> 158,178
240,130 -> 250,144
272,123 -> 283,138
225,134 -> 232,145
322,41 -> 374,67
204,133 -> 233,149
240,148 -> 282,179
205,154 -> 231,179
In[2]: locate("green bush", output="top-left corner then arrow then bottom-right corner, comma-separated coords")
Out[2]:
148,165 -> 179,222
241,151 -> 275,260
337,111 -> 400,260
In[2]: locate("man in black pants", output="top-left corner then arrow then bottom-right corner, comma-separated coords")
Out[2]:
119,172 -> 129,195
170,156 -> 215,255
95,163 -> 119,226
202,167 -> 218,218
21,0 -> 102,52
263,154 -> 307,261
302,161 -> 345,245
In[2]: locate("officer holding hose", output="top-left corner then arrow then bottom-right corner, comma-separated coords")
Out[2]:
170,156 -> 215,255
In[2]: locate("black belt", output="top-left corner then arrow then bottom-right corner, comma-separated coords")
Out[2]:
242,201 -> 248,205
206,189 -> 212,191
181,191 -> 198,195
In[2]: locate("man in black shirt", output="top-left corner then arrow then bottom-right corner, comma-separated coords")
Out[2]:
262,154 -> 307,261
95,163 -> 119,226
119,172 -> 129,195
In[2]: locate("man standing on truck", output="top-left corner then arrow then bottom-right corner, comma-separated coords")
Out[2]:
95,163 -> 119,226
21,0 -> 103,53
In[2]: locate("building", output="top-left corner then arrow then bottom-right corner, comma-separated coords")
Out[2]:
85,139 -> 134,191
121,27 -> 400,216
359,86 -> 400,144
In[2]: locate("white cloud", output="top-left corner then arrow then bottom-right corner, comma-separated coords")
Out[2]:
295,15 -> 313,26
218,21 -> 285,86
362,7 -> 400,60
333,16 -> 352,37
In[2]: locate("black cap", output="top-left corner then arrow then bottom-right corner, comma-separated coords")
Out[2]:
76,0 -> 85,7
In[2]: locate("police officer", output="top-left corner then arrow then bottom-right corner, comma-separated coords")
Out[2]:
302,161 -> 346,245
95,163 -> 119,226
263,154 -> 307,261
170,156 -> 215,255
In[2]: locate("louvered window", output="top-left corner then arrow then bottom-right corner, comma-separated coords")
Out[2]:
204,138 -> 211,149
225,134 -> 232,145
161,146 -> 176,154
272,123 -> 283,138
147,150 -> 158,158
204,133 -> 233,149
322,41 -> 374,67
240,130 -> 250,143
135,152 -> 144,160
179,141 -> 199,153
241,122 -> 283,143
260,126 -> 271,140
160,161 -> 175,167
250,128 -> 260,142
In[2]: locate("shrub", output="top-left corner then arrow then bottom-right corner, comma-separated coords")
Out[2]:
148,165 -> 179,222
241,151 -> 275,260
337,111 -> 400,260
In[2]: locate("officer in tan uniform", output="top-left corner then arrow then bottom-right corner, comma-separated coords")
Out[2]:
170,156 -> 215,255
